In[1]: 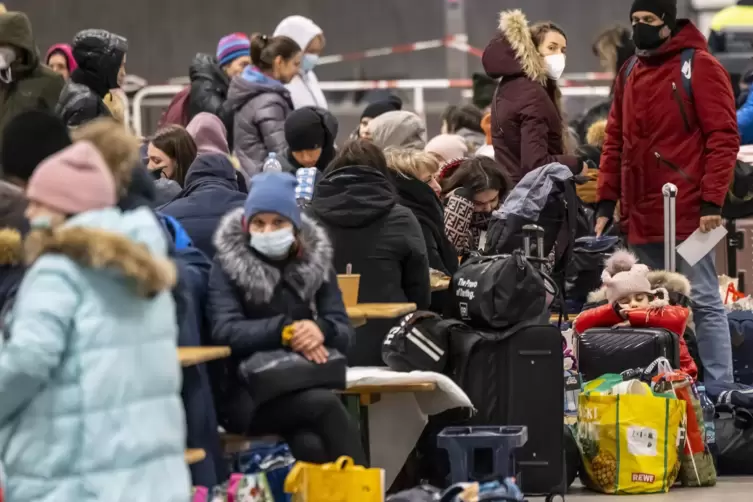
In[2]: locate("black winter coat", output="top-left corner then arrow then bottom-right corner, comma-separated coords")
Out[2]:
207,208 -> 352,432
309,165 -> 431,366
188,53 -> 235,148
394,174 -> 457,313
158,154 -> 246,259
0,228 -> 23,315
57,29 -> 127,127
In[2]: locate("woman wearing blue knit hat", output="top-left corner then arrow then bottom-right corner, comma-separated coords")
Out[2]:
207,172 -> 366,465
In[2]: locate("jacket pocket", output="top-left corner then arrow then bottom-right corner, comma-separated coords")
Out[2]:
672,82 -> 691,133
654,151 -> 693,182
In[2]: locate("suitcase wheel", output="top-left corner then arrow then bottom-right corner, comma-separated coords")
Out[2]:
545,495 -> 565,502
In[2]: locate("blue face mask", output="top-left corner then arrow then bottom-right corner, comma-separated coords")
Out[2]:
249,227 -> 295,259
301,53 -> 319,73
29,215 -> 52,230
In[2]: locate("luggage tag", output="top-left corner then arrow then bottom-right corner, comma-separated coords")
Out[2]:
564,371 -> 583,416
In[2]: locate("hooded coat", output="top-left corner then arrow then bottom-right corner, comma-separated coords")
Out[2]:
207,209 -> 351,431
0,207 -> 189,502
186,111 -> 231,156
0,12 -> 65,139
308,165 -> 431,366
273,16 -> 328,109
482,10 -> 580,184
368,111 -> 427,150
576,269 -> 698,380
227,67 -> 294,176
57,29 -> 127,127
598,20 -> 739,245
0,228 -> 23,313
188,53 -> 235,141
158,154 -> 246,259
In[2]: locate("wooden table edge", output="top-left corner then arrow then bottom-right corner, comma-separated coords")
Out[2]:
185,448 -> 206,464
179,347 -> 231,367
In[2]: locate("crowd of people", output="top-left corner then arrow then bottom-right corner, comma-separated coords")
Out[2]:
0,0 -> 746,499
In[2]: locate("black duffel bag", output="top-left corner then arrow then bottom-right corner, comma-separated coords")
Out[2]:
715,404 -> 753,475
382,311 -> 471,373
448,249 -> 555,330
237,348 -> 347,406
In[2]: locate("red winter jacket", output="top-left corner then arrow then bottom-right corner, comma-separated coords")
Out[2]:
574,304 -> 698,380
598,20 -> 739,245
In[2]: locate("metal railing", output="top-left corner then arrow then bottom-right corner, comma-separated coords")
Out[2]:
131,80 -> 610,137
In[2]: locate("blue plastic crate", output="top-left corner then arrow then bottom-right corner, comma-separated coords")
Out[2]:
437,426 -> 528,484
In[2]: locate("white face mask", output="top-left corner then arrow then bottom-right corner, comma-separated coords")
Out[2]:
544,53 -> 566,81
0,47 -> 16,84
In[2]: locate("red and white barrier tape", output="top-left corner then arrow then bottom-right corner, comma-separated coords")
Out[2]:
318,37 -> 615,82
318,35 -> 482,65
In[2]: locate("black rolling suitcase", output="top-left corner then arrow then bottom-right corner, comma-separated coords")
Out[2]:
449,225 -> 566,501
576,183 -> 682,382
576,327 -> 680,382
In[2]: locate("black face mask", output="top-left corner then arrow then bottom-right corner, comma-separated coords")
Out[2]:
632,22 -> 668,51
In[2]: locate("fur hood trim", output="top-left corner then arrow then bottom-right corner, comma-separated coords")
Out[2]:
213,208 -> 333,305
499,10 -> 547,85
0,228 -> 22,266
586,119 -> 607,148
24,227 -> 177,297
587,270 -> 692,304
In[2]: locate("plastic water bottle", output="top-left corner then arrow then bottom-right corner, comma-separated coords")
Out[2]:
697,385 -> 719,464
262,152 -> 282,173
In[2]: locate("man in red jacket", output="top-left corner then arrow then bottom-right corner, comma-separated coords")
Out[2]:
595,0 -> 738,383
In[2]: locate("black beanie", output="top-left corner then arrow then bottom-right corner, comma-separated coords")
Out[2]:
361,95 -> 403,120
285,107 -> 327,152
630,0 -> 678,29
1,110 -> 71,183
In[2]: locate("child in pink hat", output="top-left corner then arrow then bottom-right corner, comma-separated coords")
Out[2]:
573,249 -> 698,379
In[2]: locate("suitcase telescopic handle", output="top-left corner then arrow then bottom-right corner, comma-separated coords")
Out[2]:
522,224 -> 545,260
662,183 -> 678,273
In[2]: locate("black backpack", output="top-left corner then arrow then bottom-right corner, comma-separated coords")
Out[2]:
382,311 -> 468,374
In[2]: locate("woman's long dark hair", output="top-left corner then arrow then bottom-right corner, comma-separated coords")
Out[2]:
150,125 -> 197,187
441,156 -> 511,198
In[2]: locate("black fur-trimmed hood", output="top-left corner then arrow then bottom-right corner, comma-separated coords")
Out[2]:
213,208 -> 333,305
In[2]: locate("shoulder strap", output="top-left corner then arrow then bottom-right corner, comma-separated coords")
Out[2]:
680,48 -> 695,102
622,56 -> 638,86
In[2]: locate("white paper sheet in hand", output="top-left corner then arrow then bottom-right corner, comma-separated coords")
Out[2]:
676,225 -> 727,267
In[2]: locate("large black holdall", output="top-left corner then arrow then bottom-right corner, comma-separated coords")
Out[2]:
449,321 -> 566,500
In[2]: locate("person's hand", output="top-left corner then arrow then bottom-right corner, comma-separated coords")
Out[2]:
290,320 -> 325,352
302,345 -> 329,364
699,215 -> 722,233
594,216 -> 609,237
580,162 -> 589,176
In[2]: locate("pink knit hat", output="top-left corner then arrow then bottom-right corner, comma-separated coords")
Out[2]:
27,141 -> 117,215
424,134 -> 469,162
186,112 -> 229,156
600,250 -> 654,304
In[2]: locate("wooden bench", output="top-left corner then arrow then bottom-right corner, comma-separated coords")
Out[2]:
179,346 -> 231,367
185,448 -> 206,465
430,275 -> 450,292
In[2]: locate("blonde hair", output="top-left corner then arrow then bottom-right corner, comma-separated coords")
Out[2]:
384,147 -> 439,181
71,118 -> 140,196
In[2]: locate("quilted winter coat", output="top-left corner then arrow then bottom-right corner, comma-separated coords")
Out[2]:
226,66 -> 294,177
0,207 -> 189,502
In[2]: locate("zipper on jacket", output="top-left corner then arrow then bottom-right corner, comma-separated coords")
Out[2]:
654,151 -> 692,181
671,82 -> 691,133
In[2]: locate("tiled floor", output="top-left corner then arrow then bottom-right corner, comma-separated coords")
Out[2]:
531,477 -> 753,501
